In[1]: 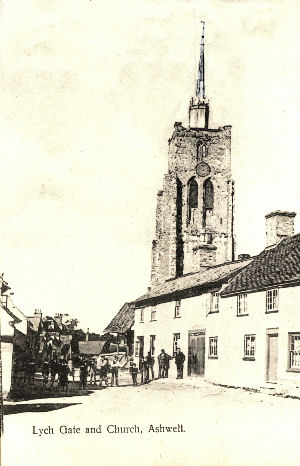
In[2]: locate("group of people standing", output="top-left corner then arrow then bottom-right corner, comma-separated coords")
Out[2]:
156,347 -> 186,380
41,354 -> 122,390
131,348 -> 186,385
79,354 -> 121,389
41,355 -> 75,390
40,348 -> 186,390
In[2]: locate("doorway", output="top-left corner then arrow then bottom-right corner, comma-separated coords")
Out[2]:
136,336 -> 144,359
266,332 -> 278,383
188,330 -> 205,376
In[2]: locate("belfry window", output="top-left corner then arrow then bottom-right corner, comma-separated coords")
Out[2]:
196,143 -> 207,161
197,143 -> 201,161
188,177 -> 198,223
203,178 -> 214,227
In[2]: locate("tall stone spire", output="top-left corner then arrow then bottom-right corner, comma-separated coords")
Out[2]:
196,21 -> 205,99
189,21 -> 209,129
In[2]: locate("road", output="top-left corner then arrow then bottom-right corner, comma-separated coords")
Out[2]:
2,376 -> 300,466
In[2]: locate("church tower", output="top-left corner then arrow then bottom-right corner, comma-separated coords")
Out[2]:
151,23 -> 235,287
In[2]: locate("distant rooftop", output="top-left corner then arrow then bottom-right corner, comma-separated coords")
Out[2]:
103,302 -> 135,334
78,340 -> 106,355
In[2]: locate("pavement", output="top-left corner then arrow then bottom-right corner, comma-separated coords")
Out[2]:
3,374 -> 300,466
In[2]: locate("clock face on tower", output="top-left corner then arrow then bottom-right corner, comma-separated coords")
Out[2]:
196,162 -> 211,177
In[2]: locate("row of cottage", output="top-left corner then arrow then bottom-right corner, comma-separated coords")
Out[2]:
1,280 -> 135,399
1,282 -> 73,398
127,212 -> 300,395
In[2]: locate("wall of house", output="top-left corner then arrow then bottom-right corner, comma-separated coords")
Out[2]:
206,290 -> 278,388
206,286 -> 300,391
133,294 -> 208,378
1,310 -> 14,397
133,284 -> 300,394
277,286 -> 300,394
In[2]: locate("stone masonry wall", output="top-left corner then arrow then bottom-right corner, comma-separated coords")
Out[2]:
151,122 -> 234,286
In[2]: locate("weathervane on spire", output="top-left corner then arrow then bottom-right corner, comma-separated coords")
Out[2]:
196,21 -> 205,99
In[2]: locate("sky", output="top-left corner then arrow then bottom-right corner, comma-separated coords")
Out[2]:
1,0 -> 300,333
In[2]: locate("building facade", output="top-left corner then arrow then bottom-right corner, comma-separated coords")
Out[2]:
124,26 -> 300,395
1,282 -> 29,398
205,217 -> 300,394
133,259 -> 251,378
131,24 -> 237,375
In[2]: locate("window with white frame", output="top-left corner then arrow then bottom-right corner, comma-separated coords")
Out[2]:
244,334 -> 256,359
150,335 -> 156,356
174,300 -> 181,318
266,289 -> 278,312
173,333 -> 180,356
211,292 -> 220,313
150,306 -> 157,321
140,308 -> 144,323
289,333 -> 300,370
237,294 -> 247,315
209,337 -> 218,358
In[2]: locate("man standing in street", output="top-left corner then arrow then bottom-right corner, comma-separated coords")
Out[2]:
157,349 -> 172,378
111,356 -> 120,387
139,356 -> 146,384
50,354 -> 58,388
145,352 -> 155,382
42,358 -> 50,388
79,356 -> 88,390
89,358 -> 96,385
99,357 -> 110,387
175,348 -> 185,379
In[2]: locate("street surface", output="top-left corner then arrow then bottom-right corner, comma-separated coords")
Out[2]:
3,375 -> 300,466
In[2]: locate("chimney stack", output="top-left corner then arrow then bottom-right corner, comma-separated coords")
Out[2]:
265,211 -> 296,247
238,254 -> 251,260
54,313 -> 63,328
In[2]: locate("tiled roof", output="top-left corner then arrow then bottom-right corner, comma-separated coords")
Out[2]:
132,259 -> 252,307
103,303 -> 135,333
221,233 -> 300,297
78,340 -> 106,355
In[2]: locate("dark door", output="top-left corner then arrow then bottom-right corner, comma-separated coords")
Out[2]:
267,333 -> 278,383
138,336 -> 144,358
188,331 -> 205,376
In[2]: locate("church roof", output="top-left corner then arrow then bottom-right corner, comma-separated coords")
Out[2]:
221,233 -> 300,297
132,259 -> 252,308
103,303 -> 135,334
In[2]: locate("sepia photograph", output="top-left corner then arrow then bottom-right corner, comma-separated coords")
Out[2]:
1,1 -> 300,465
